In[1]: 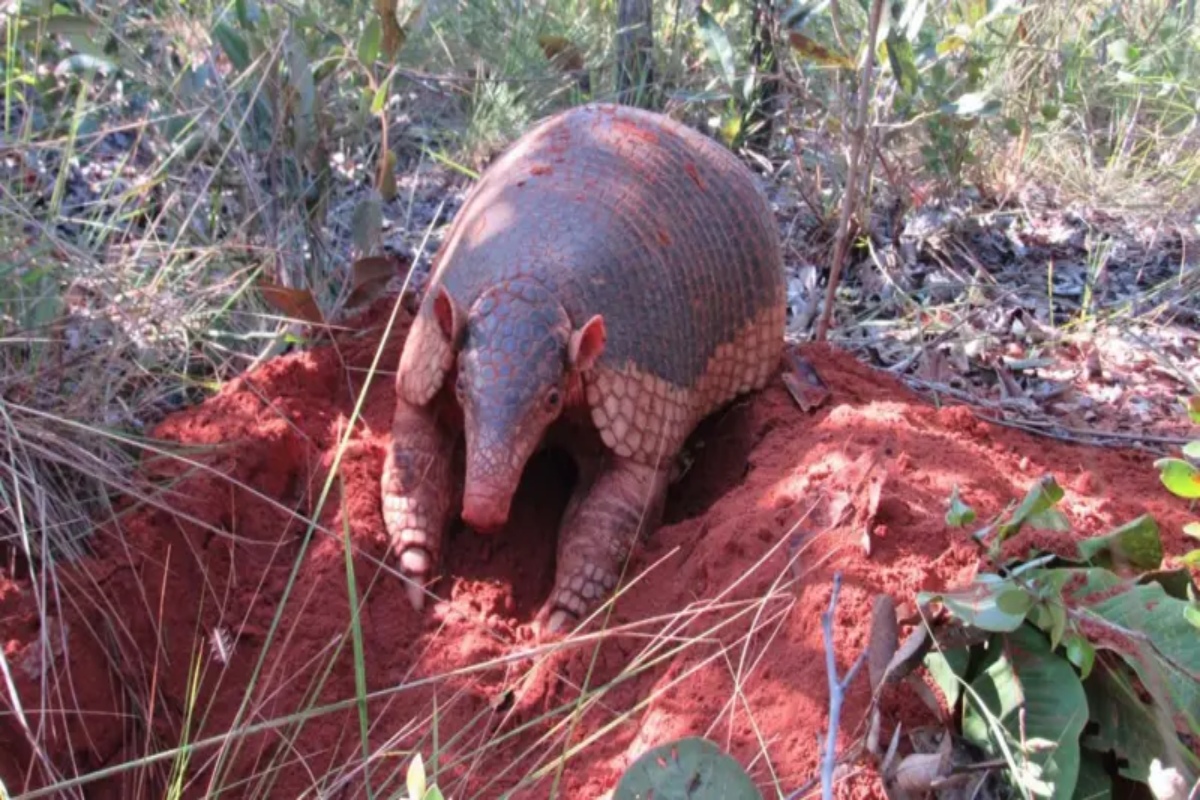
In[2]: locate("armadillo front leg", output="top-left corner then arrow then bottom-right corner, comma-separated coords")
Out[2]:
382,396 -> 459,611
537,456 -> 671,635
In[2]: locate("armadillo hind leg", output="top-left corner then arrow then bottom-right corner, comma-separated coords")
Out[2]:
536,457 -> 671,635
382,397 -> 459,611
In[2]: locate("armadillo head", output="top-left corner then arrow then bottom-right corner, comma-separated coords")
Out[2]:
430,280 -> 606,533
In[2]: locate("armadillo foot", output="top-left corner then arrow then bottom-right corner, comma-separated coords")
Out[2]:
382,396 -> 458,614
538,457 -> 670,636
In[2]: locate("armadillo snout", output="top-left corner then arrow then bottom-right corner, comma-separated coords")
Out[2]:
461,485 -> 513,533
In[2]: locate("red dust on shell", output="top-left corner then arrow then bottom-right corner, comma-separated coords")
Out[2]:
1,299 -> 1197,799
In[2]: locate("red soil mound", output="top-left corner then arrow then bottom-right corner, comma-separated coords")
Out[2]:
2,298 -> 1196,799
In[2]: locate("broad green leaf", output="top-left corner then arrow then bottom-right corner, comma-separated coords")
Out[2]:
1082,661 -> 1200,784
1076,514 -> 1163,571
1154,458 -> 1200,498
1181,441 -> 1200,460
1181,549 -> 1200,568
946,485 -> 976,527
919,575 -> 1030,632
996,588 -> 1034,615
1186,604 -> 1200,629
359,18 -> 382,65
962,626 -> 1087,800
614,736 -> 762,799
1074,749 -> 1113,800
997,475 -> 1067,541
1065,569 -> 1200,734
696,8 -> 738,95
423,789 -> 444,800
923,646 -> 971,711
1183,522 -> 1200,540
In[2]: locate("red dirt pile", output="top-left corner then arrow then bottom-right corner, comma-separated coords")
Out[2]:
2,298 -> 1197,799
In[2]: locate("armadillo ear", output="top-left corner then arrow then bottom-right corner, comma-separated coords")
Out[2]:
432,285 -> 465,345
568,314 -> 606,371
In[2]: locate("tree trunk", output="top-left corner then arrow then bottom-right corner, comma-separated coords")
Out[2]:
615,0 -> 655,107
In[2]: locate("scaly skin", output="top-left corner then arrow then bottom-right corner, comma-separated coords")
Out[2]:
382,102 -> 785,632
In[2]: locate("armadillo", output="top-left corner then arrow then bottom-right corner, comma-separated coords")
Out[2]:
381,102 -> 785,633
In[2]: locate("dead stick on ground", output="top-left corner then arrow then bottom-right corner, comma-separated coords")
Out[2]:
815,0 -> 885,341
821,572 -> 866,800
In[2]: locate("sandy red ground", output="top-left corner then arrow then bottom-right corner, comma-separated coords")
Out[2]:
2,297 -> 1197,799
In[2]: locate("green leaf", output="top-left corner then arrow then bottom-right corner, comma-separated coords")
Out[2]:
937,34 -> 968,55
213,22 -> 252,73
1074,749 -> 1113,800
1063,633 -> 1095,679
946,485 -> 976,527
1182,441 -> 1200,460
614,736 -> 762,799
1154,458 -> 1200,498
924,646 -> 971,711
1064,569 -> 1200,734
919,575 -> 1030,632
284,25 -> 317,161
1183,522 -> 1200,540
1186,604 -> 1200,630
962,625 -> 1087,800
423,789 -> 445,800
407,752 -> 426,800
884,33 -> 920,95
359,17 -> 382,65
1180,549 -> 1200,568
371,81 -> 389,114
1184,396 -> 1200,424
997,475 -> 1067,541
1076,514 -> 1163,571
996,588 -> 1034,616
1082,661 -> 1200,784
696,8 -> 738,96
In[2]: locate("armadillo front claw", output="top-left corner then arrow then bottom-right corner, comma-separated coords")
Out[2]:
397,544 -> 433,610
537,567 -> 618,636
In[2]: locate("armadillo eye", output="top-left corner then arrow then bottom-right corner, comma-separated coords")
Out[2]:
544,387 -> 561,411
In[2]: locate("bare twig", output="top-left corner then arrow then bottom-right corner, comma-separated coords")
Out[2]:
820,572 -> 866,800
815,0 -> 885,341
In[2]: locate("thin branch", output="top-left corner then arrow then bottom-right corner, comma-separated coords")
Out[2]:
820,571 -> 866,800
815,0 -> 885,341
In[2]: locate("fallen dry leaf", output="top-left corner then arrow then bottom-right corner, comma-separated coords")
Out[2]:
782,349 -> 831,412
346,253 -> 409,309
258,281 -> 324,324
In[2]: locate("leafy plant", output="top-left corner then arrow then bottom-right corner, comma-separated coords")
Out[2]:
614,736 -> 761,799
925,477 -> 1200,798
406,753 -> 446,800
1155,396 -> 1200,570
